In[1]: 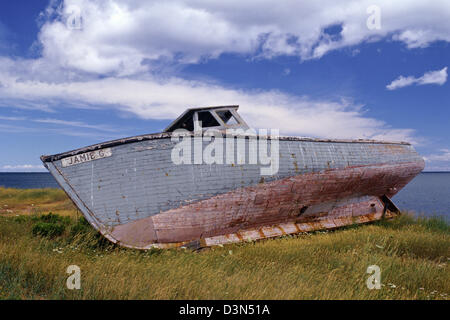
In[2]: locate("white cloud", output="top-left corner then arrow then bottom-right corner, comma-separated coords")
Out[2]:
0,116 -> 121,139
423,149 -> 450,171
5,0 -> 448,145
33,0 -> 450,75
33,118 -> 116,132
0,67 -> 416,142
418,67 -> 448,85
386,67 -> 448,90
386,76 -> 417,90
0,113 -> 118,133
424,149 -> 450,162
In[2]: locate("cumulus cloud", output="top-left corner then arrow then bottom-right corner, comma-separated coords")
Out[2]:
5,0 -> 450,144
419,67 -> 448,85
386,76 -> 417,90
386,67 -> 448,90
34,0 -> 450,75
0,66 -> 416,142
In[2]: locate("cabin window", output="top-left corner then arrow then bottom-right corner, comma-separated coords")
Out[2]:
164,106 -> 249,132
176,118 -> 194,131
215,110 -> 239,125
197,111 -> 221,128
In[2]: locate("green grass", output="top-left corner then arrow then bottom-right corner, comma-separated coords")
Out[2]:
0,187 -> 77,217
0,187 -> 67,204
0,188 -> 449,300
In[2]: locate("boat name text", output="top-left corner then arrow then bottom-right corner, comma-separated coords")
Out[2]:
61,148 -> 112,167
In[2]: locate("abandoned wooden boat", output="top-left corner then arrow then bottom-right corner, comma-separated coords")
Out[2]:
41,105 -> 424,249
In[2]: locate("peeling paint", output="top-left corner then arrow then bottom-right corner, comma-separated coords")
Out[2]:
41,107 -> 424,250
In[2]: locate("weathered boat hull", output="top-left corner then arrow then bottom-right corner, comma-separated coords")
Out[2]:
41,133 -> 424,249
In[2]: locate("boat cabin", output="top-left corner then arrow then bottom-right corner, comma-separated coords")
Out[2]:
164,105 -> 249,132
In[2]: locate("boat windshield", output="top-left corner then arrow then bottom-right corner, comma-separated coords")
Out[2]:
163,106 -> 249,132
197,111 -> 221,127
215,110 -> 239,125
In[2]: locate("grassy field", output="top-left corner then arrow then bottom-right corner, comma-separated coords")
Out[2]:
0,187 -> 448,300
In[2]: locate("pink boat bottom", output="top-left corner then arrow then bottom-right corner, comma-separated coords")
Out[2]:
107,161 -> 424,249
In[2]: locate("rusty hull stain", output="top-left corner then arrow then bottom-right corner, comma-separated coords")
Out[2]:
108,161 -> 422,249
117,210 -> 397,250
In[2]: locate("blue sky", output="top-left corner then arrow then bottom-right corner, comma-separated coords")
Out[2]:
0,0 -> 449,171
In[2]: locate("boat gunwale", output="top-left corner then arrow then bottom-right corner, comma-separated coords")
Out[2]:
40,130 -> 412,163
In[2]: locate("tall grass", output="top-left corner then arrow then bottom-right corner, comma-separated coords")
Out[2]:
0,187 -> 76,216
0,188 -> 448,299
0,187 -> 67,204
0,212 -> 448,300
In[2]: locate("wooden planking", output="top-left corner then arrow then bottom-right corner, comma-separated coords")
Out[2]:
51,138 -> 423,230
110,161 -> 423,247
